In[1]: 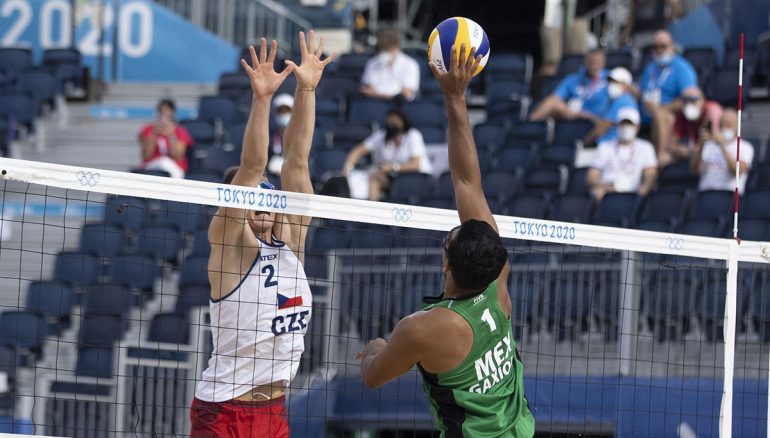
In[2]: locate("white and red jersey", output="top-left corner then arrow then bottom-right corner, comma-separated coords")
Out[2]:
195,235 -> 312,402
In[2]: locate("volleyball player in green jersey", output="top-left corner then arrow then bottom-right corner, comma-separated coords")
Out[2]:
355,43 -> 535,437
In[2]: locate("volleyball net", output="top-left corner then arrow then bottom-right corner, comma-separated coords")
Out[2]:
0,157 -> 768,437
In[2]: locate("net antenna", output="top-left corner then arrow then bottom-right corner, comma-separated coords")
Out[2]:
733,32 -> 744,242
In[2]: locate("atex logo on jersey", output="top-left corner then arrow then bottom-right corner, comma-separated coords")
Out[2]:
469,333 -> 513,394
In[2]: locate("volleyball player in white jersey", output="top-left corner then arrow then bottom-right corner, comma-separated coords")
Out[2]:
190,32 -> 334,437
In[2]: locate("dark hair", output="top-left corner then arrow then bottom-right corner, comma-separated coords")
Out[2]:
377,29 -> 400,51
446,220 -> 507,293
586,48 -> 605,58
223,166 -> 239,184
157,99 -> 176,112
385,109 -> 412,132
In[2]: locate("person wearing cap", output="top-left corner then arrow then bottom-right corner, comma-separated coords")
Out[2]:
360,28 -> 420,101
664,86 -> 723,166
586,67 -> 640,144
691,109 -> 753,194
268,93 -> 294,175
529,48 -> 610,122
587,107 -> 658,201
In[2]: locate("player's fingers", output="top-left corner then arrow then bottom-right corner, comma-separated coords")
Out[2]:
321,51 -> 337,66
278,63 -> 295,81
267,40 -> 278,64
259,38 -> 267,64
428,61 -> 442,78
284,60 -> 298,70
308,30 -> 316,56
466,46 -> 477,70
240,58 -> 253,74
316,37 -> 325,58
298,31 -> 307,56
471,54 -> 482,75
449,45 -> 457,71
248,45 -> 258,69
457,44 -> 466,72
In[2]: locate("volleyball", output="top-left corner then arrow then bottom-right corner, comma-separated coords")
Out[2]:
428,17 -> 490,76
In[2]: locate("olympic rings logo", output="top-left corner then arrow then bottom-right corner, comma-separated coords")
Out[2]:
392,207 -> 413,222
665,237 -> 684,250
77,171 -> 100,187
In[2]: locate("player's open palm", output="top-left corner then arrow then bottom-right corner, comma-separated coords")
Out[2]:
241,38 -> 294,99
429,43 -> 482,97
286,30 -> 336,91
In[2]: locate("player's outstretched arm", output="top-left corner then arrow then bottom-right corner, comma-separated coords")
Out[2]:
277,31 -> 335,261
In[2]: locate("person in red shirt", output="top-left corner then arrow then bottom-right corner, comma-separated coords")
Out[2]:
662,86 -> 722,166
138,99 -> 193,178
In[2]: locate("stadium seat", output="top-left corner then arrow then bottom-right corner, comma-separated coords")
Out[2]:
180,119 -> 217,144
403,100 -> 445,129
736,218 -> 768,241
0,48 -> 33,75
636,220 -> 675,233
186,171 -> 221,183
316,97 -> 342,127
347,98 -> 391,126
473,121 -> 508,151
593,193 -> 641,227
540,145 -> 576,167
743,190 -> 770,219
547,270 -> 592,341
41,48 -> 84,88
79,223 -> 125,258
751,163 -> 770,190
556,54 -> 584,78
643,266 -> 695,341
419,126 -> 447,143
148,313 -> 190,344
275,74 -> 297,96
176,285 -> 210,313
82,285 -> 133,318
331,125 -> 371,150
104,196 -> 147,231
0,345 -> 17,379
752,272 -> 770,342
388,173 -> 434,204
679,219 -> 723,237
420,75 -> 444,101
549,194 -> 593,223
486,81 -> 528,122
17,71 -> 59,109
53,251 -> 100,286
683,47 -> 717,75
433,172 -> 454,200
25,281 -> 74,335
179,256 -> 210,289
503,194 -> 549,219
483,51 -> 532,86
638,191 -> 688,223
423,198 -> 455,210
707,67 -> 750,108
657,162 -> 699,192
217,72 -> 251,98
482,172 -> 520,204
522,168 -> 563,195
335,53 -> 371,79
0,94 -> 37,131
689,190 -> 734,221
109,254 -> 161,292
147,201 -> 211,234
79,315 -> 125,347
75,346 -> 114,378
566,167 -> 590,195
198,95 -> 238,127
696,267 -> 730,342
509,253 -> 548,337
308,228 -> 351,253
317,76 -> 360,100
189,229 -> 211,257
508,121 -> 548,144
136,225 -> 184,263
605,49 -> 636,70
202,147 -> 240,174
311,150 -> 346,181
493,146 -> 535,173
0,311 -> 47,354
553,120 -> 594,146
349,224 -> 393,249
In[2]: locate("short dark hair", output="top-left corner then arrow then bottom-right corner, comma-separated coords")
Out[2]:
223,166 -> 239,184
157,99 -> 176,112
446,220 -> 507,293
377,29 -> 400,51
386,108 -> 412,131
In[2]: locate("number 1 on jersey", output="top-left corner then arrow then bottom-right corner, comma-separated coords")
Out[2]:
481,308 -> 497,332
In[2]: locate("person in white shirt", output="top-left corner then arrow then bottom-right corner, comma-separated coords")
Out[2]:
360,28 -> 420,101
268,93 -> 294,175
342,109 -> 432,200
587,107 -> 658,201
691,109 -> 753,194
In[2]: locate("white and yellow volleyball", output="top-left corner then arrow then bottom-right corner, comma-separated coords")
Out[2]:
428,17 -> 490,77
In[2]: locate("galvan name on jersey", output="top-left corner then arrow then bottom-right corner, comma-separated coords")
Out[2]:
469,333 -> 513,394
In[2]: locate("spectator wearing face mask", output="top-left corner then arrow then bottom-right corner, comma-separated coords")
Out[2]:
268,93 -> 294,175
529,49 -> 610,122
342,109 -> 432,201
663,86 -> 723,166
360,29 -> 420,101
634,30 -> 697,152
691,109 -> 753,194
586,67 -> 639,144
587,107 -> 658,201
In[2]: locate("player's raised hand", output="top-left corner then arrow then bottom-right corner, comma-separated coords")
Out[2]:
241,38 -> 294,99
286,30 -> 336,91
429,43 -> 481,97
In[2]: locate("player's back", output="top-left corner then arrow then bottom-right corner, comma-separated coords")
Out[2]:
418,281 -> 535,437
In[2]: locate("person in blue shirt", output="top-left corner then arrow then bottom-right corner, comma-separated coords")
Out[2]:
530,49 -> 610,121
586,67 -> 640,144
634,30 -> 697,155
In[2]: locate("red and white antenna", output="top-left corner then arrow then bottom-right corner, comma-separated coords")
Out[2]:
733,32 -> 744,242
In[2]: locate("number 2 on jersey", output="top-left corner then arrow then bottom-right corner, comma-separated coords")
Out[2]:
261,264 -> 278,288
481,308 -> 497,332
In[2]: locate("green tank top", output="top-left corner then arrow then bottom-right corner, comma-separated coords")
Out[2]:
417,281 -> 535,437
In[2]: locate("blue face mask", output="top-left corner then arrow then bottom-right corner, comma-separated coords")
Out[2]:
655,52 -> 674,66
258,181 -> 275,190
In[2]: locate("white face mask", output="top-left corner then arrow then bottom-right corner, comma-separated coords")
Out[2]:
618,125 -> 637,143
380,51 -> 397,64
655,52 -> 674,66
608,83 -> 624,99
683,104 -> 701,121
275,113 -> 291,128
720,128 -> 736,142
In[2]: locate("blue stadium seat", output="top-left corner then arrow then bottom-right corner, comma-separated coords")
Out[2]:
80,223 -> 125,258
737,218 -> 768,241
419,126 -> 447,143
605,49 -> 636,70
75,346 -> 113,378
643,265 -> 695,341
82,285 -> 133,318
54,251 -> 100,286
707,67 -> 750,108
189,229 -> 211,257
317,76 -> 360,100
679,219 -> 723,237
689,190 -> 734,221
508,121 -> 548,143
176,285 -> 210,313
0,48 -> 32,75
332,125 -> 371,150
547,270 -> 592,341
593,193 -> 641,227
638,191 -> 688,223
311,149 -> 346,181
0,345 -> 17,379
696,268 -> 729,342
180,119 -> 217,144
403,100 -> 445,129
388,173 -> 434,204
566,167 -> 590,195
503,194 -> 549,219
79,315 -> 125,347
16,71 -> 59,108
553,120 -> 594,146
26,281 -> 74,335
751,163 -> 770,190
549,194 -> 593,223
433,172 -> 454,200
486,81 -> 528,122
275,73 -> 297,96
109,254 -> 161,292
105,196 -> 147,231
136,225 -> 184,262
41,48 -> 84,85
423,198 -> 455,210
0,94 -> 37,131
743,190 -> 770,219
636,220 -> 674,233
335,53 -> 371,78
202,147 -> 240,174
683,47 -> 717,75
752,272 -> 770,342
309,228 -> 351,253
556,54 -> 584,79
349,224 -> 393,249
482,172 -> 519,204
217,72 -> 251,98
483,52 -> 532,86
179,256 -> 210,288
509,253 -> 548,337
147,201 -> 211,234
316,97 -> 342,127
540,145 -> 576,167
347,98 -> 391,125
0,311 -> 47,353
198,95 -> 238,126
522,168 -> 562,195
493,146 -> 535,173
658,162 -> 699,192
473,121 -> 508,150
186,171 -> 222,183
148,313 -> 189,344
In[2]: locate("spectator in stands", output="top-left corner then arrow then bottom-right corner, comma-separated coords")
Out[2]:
691,109 -> 753,194
587,107 -> 658,201
360,29 -> 420,101
635,30 -> 697,153
529,48 -> 609,122
268,93 -> 294,175
138,99 -> 193,178
342,109 -> 432,200
663,86 -> 723,166
587,67 -> 639,144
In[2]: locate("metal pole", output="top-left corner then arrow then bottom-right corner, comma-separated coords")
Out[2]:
618,251 -> 639,376
719,241 -> 739,438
